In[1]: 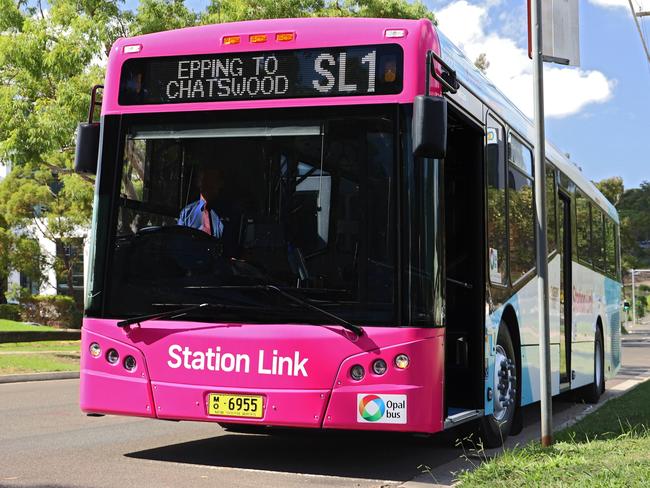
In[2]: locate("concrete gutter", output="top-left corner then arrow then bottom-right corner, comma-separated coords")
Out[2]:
0,371 -> 79,384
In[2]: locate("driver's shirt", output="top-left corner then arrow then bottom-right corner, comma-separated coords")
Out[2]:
178,198 -> 224,238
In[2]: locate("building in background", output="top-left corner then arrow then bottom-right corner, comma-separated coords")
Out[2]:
0,161 -> 87,303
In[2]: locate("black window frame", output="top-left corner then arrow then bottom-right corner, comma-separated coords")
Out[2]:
90,104 -> 404,326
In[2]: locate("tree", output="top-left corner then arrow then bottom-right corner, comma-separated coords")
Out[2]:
618,181 -> 650,269
133,0 -> 197,35
201,0 -> 435,24
0,0 -> 437,306
594,176 -> 624,207
0,0 -> 130,304
0,217 -> 45,303
474,53 -> 489,74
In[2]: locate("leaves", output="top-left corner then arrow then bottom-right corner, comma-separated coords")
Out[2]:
133,0 -> 197,35
594,177 -> 650,272
594,177 -> 624,208
201,0 -> 435,24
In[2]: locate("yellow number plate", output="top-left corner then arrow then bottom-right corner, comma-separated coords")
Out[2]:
208,393 -> 264,418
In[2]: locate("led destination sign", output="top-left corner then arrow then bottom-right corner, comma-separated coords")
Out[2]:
119,44 -> 403,105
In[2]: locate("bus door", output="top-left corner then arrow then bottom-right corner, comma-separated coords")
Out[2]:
558,192 -> 572,385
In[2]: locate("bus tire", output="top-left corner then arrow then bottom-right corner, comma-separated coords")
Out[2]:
479,324 -> 518,448
581,330 -> 604,404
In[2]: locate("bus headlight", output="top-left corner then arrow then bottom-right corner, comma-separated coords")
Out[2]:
394,354 -> 410,370
106,349 -> 119,365
123,355 -> 137,372
350,364 -> 365,381
89,343 -> 101,358
372,359 -> 387,375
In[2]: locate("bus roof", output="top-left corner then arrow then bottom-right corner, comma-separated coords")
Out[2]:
102,17 -> 436,115
436,31 -> 618,223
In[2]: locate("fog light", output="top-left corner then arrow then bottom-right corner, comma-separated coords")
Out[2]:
89,342 -> 101,358
123,355 -> 137,371
372,359 -> 387,375
395,354 -> 410,369
122,44 -> 142,54
350,364 -> 365,381
384,29 -> 407,38
223,35 -> 240,45
106,349 -> 119,364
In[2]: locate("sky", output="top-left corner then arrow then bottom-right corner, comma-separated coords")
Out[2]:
125,0 -> 650,189
425,0 -> 650,190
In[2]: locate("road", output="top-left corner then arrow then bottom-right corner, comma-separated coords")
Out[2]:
1,323 -> 649,488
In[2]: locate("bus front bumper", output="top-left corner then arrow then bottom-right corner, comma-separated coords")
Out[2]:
80,327 -> 444,433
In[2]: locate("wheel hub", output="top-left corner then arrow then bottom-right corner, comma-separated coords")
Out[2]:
493,345 -> 517,422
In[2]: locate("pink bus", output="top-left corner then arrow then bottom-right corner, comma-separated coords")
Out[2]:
76,17 -> 621,447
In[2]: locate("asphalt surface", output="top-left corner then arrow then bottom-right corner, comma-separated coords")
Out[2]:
1,322 -> 649,488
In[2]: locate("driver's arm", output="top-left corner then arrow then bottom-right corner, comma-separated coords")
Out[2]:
178,202 -> 195,227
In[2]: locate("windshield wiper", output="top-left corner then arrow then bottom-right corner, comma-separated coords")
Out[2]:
116,303 -> 214,328
214,284 -> 364,337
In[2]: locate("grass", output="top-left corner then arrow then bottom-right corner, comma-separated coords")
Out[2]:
0,339 -> 81,374
456,380 -> 650,487
0,319 -> 55,332
0,352 -> 79,374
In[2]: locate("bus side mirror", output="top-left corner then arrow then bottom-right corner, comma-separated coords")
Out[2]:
74,84 -> 103,175
74,122 -> 100,175
412,95 -> 447,159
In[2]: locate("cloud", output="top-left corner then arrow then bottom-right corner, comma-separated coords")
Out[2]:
589,0 -> 628,8
589,0 -> 649,10
436,0 -> 615,119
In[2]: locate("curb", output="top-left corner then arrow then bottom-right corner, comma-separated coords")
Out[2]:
0,371 -> 80,384
0,330 -> 81,343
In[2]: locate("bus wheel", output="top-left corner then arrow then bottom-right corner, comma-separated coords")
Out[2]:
479,325 -> 518,448
581,330 -> 604,404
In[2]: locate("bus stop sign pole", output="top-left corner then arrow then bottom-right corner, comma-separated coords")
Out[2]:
530,0 -> 553,447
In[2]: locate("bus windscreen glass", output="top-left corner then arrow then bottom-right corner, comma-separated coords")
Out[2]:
119,44 -> 403,105
107,107 -> 396,325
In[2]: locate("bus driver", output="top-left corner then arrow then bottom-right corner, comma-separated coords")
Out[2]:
178,165 -> 225,238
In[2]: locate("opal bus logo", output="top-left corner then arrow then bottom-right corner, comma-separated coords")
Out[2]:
356,394 -> 407,424
358,395 -> 385,421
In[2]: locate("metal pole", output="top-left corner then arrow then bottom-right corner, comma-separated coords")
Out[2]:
531,0 -> 553,447
632,269 -> 637,326
628,0 -> 650,63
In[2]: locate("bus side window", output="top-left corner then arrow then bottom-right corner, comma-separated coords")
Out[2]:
592,208 -> 605,271
486,115 -> 507,285
605,219 -> 617,278
507,135 -> 535,282
615,223 -> 622,280
122,138 -> 147,201
575,190 -> 592,265
546,165 -> 557,253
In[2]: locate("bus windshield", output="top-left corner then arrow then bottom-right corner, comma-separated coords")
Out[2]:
106,107 -> 397,325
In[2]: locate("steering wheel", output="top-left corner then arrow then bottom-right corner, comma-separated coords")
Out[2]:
137,225 -> 217,242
